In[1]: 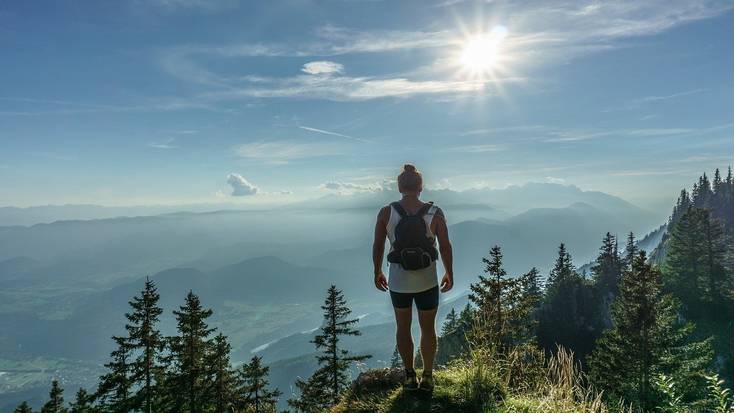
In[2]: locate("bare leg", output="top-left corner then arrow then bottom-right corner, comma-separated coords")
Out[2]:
393,307 -> 414,369
417,309 -> 438,373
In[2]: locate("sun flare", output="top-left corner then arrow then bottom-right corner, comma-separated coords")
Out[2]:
457,26 -> 508,77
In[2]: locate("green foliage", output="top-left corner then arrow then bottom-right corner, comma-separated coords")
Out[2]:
41,380 -> 68,413
95,336 -> 133,412
537,244 -> 601,360
589,251 -> 713,411
124,277 -> 165,413
69,388 -> 94,413
14,401 -> 35,413
166,291 -> 215,413
705,374 -> 734,413
207,333 -> 237,413
237,355 -> 282,413
289,285 -> 370,412
469,246 -> 539,352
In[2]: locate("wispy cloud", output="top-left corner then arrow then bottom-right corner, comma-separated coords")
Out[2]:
234,140 -> 344,164
301,61 -> 344,75
298,126 -> 371,143
450,144 -> 505,153
148,137 -> 178,149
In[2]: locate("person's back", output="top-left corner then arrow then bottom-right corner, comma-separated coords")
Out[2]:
372,164 -> 454,393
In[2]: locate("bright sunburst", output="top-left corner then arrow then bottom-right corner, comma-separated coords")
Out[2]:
458,26 -> 508,76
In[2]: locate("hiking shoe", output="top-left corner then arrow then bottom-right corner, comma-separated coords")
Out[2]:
419,373 -> 434,393
403,369 -> 419,391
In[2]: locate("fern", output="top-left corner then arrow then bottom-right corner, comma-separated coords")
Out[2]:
705,374 -> 733,413
654,374 -> 686,413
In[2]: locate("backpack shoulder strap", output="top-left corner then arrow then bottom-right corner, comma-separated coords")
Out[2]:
390,201 -> 408,218
416,202 -> 434,217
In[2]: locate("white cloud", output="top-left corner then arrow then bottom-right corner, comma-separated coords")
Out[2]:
302,61 -> 344,75
148,138 -> 178,149
545,176 -> 566,184
234,140 -> 344,164
319,180 -> 389,194
227,173 -> 259,196
450,144 -> 505,153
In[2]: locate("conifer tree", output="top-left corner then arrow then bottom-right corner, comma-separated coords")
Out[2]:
207,333 -> 237,413
623,232 -> 638,270
441,308 -> 458,336
390,345 -> 403,368
589,251 -> 713,411
14,401 -> 34,413
289,285 -> 370,410
96,336 -> 133,413
69,388 -> 93,413
664,207 -> 732,318
167,291 -> 215,413
469,246 -> 540,351
125,277 -> 164,413
538,244 -> 600,359
592,233 -> 622,296
41,380 -> 68,413
237,356 -> 281,413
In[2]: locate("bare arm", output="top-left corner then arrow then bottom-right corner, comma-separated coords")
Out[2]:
434,208 -> 454,292
372,206 -> 390,291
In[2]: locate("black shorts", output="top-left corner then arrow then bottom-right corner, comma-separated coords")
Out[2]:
390,286 -> 439,311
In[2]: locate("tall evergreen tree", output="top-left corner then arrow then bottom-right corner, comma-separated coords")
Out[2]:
469,246 -> 536,350
207,333 -> 237,413
14,401 -> 34,413
390,345 -> 403,368
96,336 -> 133,413
538,244 -> 600,359
624,232 -> 638,270
237,356 -> 281,413
289,285 -> 370,411
125,277 -> 164,413
441,308 -> 458,336
167,291 -> 215,413
41,380 -> 68,413
589,251 -> 713,411
69,388 -> 93,413
664,207 -> 732,317
592,233 -> 623,296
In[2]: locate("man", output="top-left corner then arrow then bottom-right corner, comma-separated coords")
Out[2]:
372,164 -> 454,393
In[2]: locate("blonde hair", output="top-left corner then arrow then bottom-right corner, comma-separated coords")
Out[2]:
397,164 -> 423,192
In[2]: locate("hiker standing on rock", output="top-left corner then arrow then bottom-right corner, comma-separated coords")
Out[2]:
372,164 -> 454,393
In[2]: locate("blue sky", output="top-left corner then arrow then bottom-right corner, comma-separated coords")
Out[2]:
1,0 -> 733,209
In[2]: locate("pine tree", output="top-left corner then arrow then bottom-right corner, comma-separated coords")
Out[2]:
441,308 -> 458,336
96,336 -> 133,413
69,388 -> 93,413
237,356 -> 281,413
589,251 -> 713,411
167,291 -> 215,413
125,277 -> 164,413
14,401 -> 34,413
592,233 -> 622,296
390,345 -> 403,368
664,207 -> 732,318
41,380 -> 68,413
207,333 -> 237,413
623,232 -> 638,270
538,244 -> 600,359
289,286 -> 370,410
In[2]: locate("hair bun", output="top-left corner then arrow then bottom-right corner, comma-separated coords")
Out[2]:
403,164 -> 417,173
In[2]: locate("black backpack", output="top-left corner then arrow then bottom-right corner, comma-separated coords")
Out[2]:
386,201 -> 438,271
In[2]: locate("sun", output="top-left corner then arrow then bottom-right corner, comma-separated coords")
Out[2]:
458,26 -> 508,77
